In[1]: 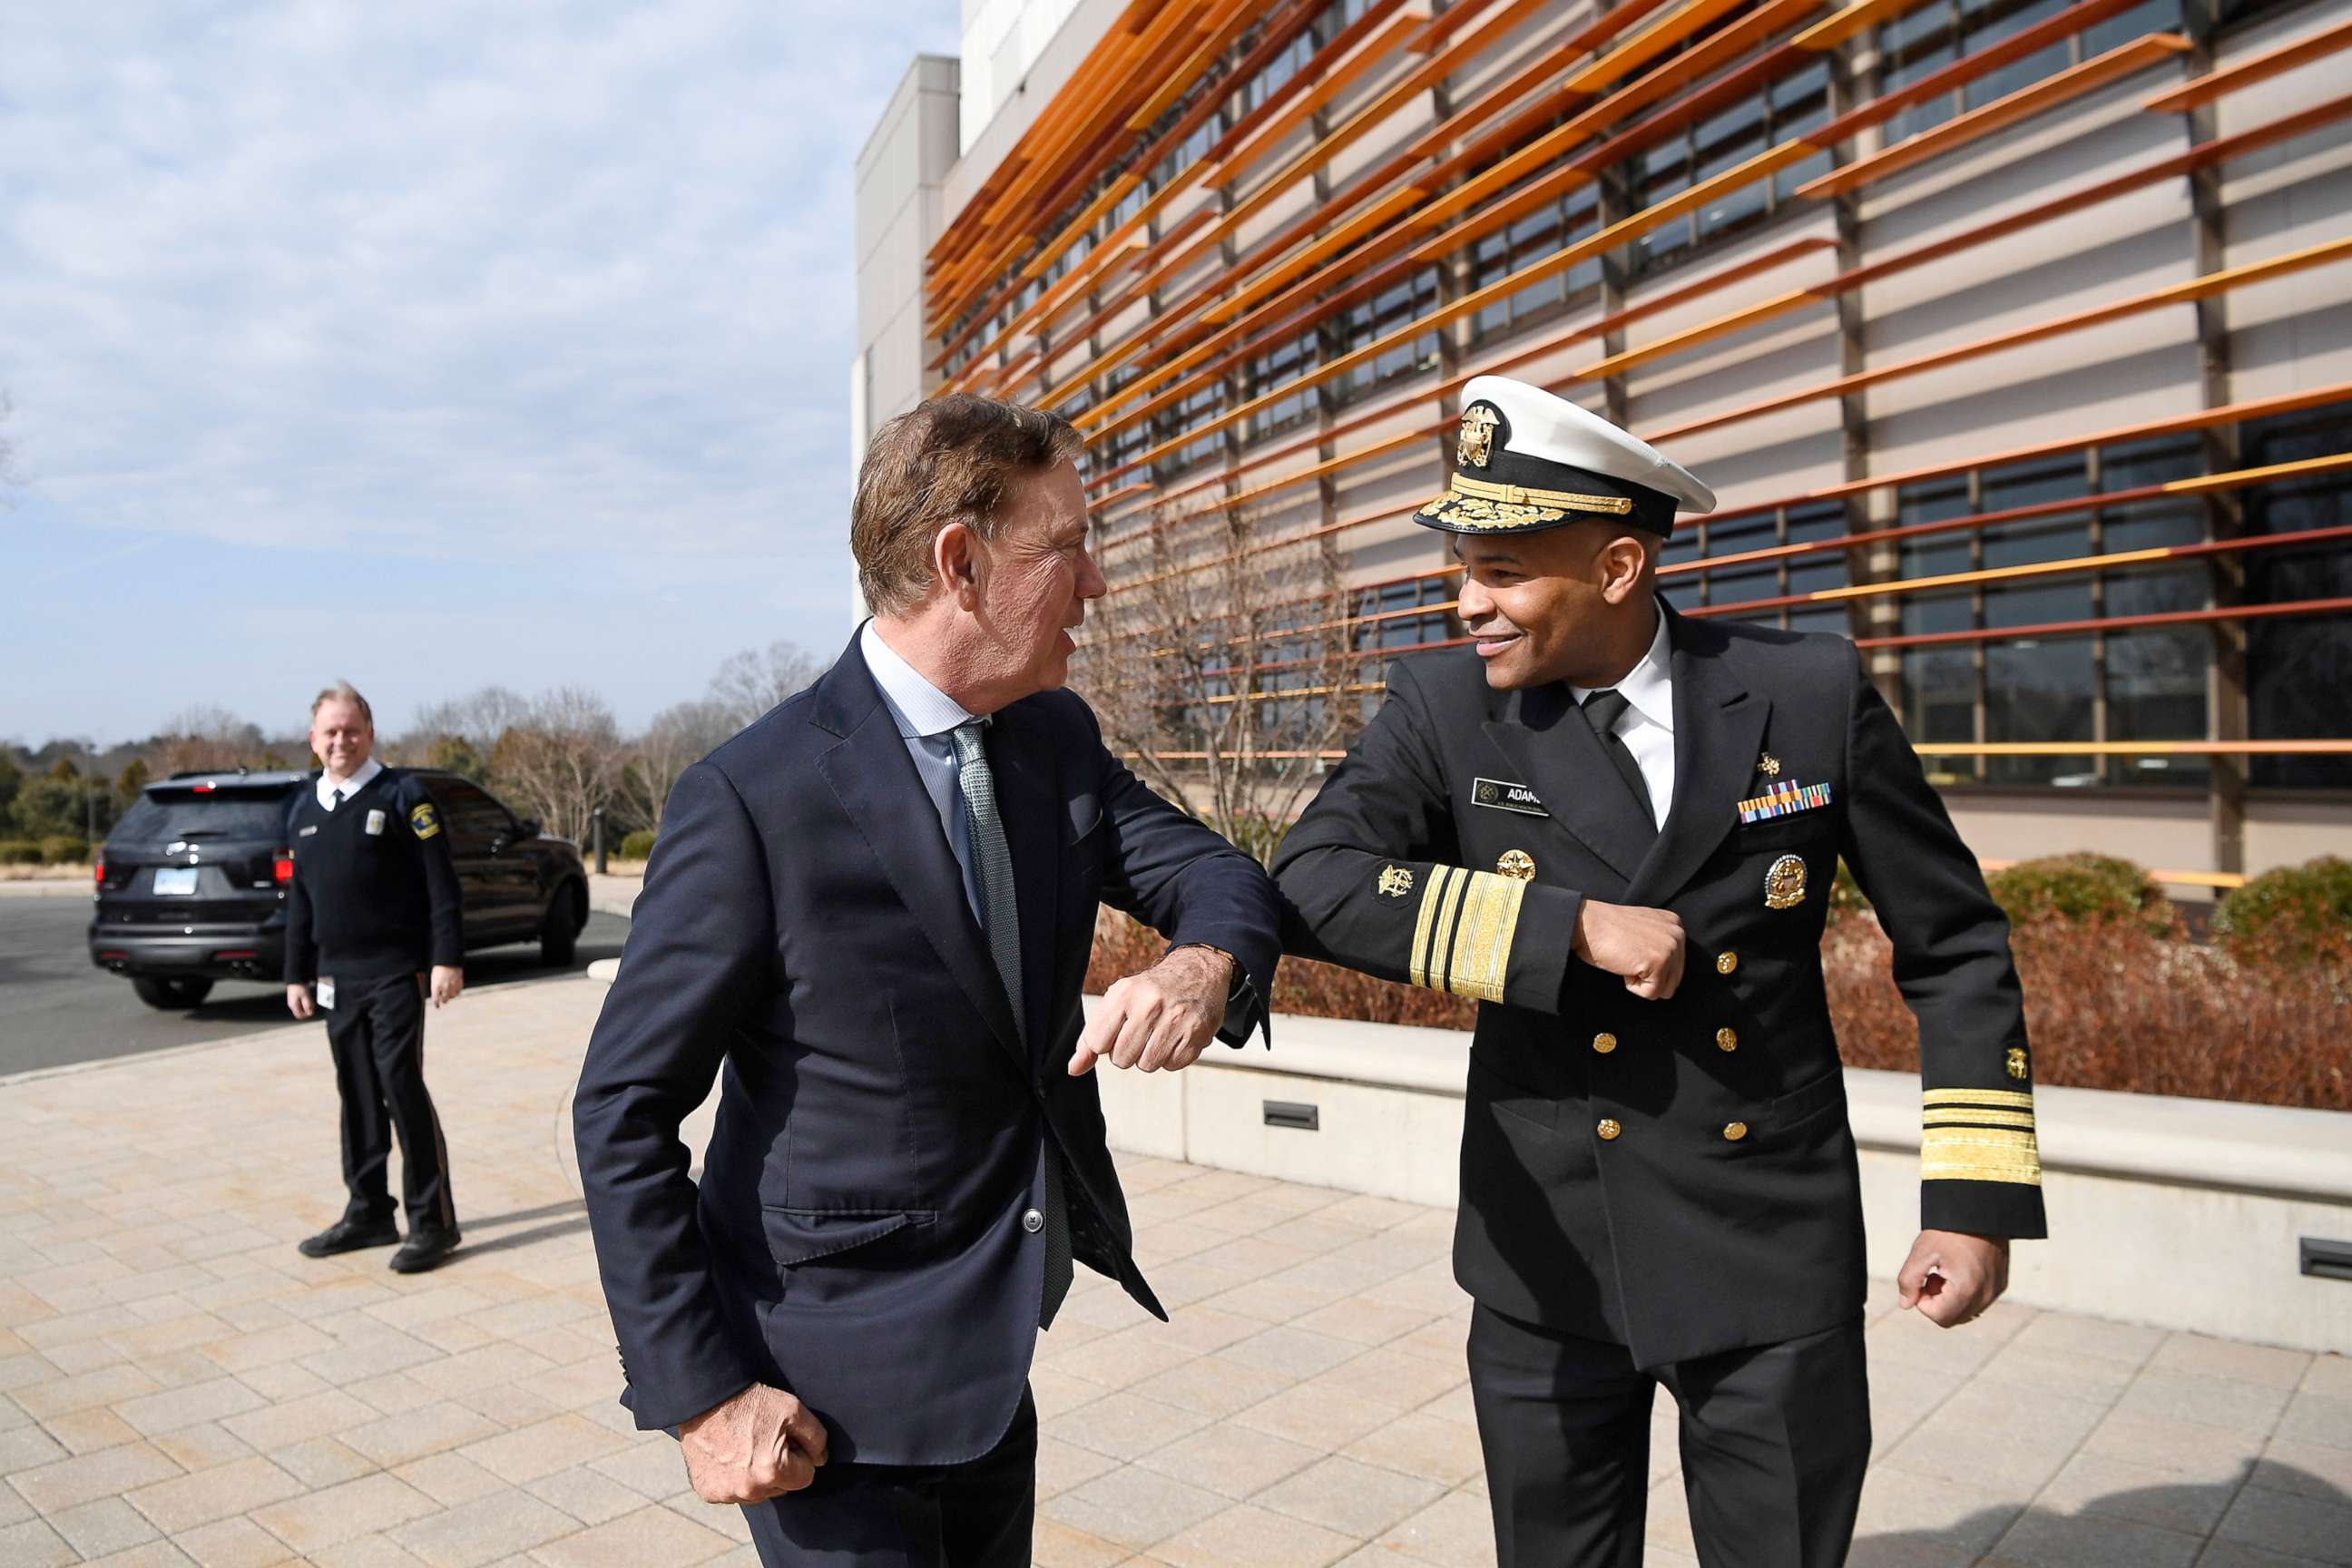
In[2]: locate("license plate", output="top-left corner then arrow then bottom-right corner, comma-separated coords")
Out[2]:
153,867 -> 199,896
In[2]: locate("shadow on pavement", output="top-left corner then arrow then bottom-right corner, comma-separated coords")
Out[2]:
1851,1459 -> 2350,1564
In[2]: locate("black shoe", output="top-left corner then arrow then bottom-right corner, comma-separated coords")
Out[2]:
389,1229 -> 461,1274
297,1216 -> 401,1259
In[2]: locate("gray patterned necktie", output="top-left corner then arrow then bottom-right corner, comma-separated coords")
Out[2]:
949,720 -> 1073,1328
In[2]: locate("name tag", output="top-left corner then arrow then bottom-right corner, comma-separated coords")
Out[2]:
365,809 -> 387,836
298,825 -> 318,838
1738,780 -> 1832,824
318,977 -> 337,1011
1472,778 -> 1548,817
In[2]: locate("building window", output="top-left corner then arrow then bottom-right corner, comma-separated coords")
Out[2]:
1665,500 -> 1853,635
1631,59 -> 1832,273
1328,269 -> 1441,407
1470,184 -> 1602,342
1246,328 -> 1321,442
1878,0 -> 2182,144
2241,399 -> 2352,789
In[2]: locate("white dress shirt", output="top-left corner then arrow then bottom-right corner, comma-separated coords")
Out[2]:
1571,607 -> 1676,828
316,756 -> 384,812
860,621 -> 988,924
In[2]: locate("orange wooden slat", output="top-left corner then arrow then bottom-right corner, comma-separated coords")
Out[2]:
1798,33 -> 2192,201
2143,10 -> 2352,113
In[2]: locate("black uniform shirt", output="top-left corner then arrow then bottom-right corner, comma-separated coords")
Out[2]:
284,767 -> 463,982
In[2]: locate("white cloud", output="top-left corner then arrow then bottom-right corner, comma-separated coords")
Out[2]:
0,1 -> 960,571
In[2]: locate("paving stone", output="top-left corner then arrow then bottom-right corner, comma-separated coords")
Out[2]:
2303,1356 -> 2352,1401
1373,1487 -> 1494,1568
173,1514 -> 299,1566
12,1361 -> 163,1419
1048,1390 -> 1215,1463
1852,1465 -> 2023,1556
1047,1464 -> 1231,1552
8,1437 -> 185,1514
2082,1409 -> 2266,1482
1251,1455 -> 1446,1539
126,1453 -> 307,1533
220,1388 -> 380,1452
456,1413 -> 630,1486
1036,1434 -> 1129,1500
2213,1483 -> 2352,1565
340,1401 -> 508,1469
2273,1391 -> 2352,1453
1218,1326 -> 1365,1384
1230,1382 -> 1396,1452
1152,1501 -> 1356,1568
2149,1336 -> 2313,1393
1127,1352 -> 1292,1420
251,1471 -> 440,1553
0,1517 -> 78,1567
2032,1450 -> 2236,1536
269,1435 -> 378,1488
1988,1505 -> 2204,1568
2253,1435 -> 2352,1500
524,1501 -> 732,1566
1030,1514 -> 1130,1567
389,1487 -> 581,1568
0,1422 -> 67,1471
2115,1372 -> 2295,1438
522,1467 -> 651,1527
397,1452 -> 512,1508
49,1494 -> 162,1557
114,1376 -> 270,1436
1338,1407 -> 1486,1489
81,1541 -> 201,1566
1879,1382 -> 2106,1496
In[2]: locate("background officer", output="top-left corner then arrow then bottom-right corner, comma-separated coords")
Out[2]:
1274,376 -> 2045,1564
283,681 -> 465,1274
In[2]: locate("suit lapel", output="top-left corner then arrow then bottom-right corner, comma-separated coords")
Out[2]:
809,641 -> 1026,1071
1627,608 -> 1770,906
985,699 -> 1059,1059
1480,683 -> 1650,886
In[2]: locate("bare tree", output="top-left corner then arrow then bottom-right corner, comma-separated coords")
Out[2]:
707,641 -> 826,730
485,688 -> 623,845
1073,497 -> 1366,863
620,698 -> 736,834
156,705 -> 267,777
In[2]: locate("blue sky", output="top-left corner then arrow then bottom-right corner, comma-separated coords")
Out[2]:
1,2 -> 960,746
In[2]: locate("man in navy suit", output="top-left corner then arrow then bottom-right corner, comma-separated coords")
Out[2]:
573,393 -> 1281,1566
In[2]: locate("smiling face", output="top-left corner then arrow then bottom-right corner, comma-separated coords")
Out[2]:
1453,524 -> 1658,691
962,459 -> 1105,703
309,698 -> 374,780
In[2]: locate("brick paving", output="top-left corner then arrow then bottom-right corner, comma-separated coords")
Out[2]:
2,975 -> 2346,1567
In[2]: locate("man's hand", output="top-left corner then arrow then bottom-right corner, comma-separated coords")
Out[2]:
1896,1230 -> 2010,1328
286,984 -> 316,1021
429,965 -> 464,1008
1070,946 -> 1232,1076
1573,900 -> 1685,1000
679,1383 -> 828,1504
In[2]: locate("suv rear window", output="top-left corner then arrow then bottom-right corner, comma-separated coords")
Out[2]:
113,789 -> 298,845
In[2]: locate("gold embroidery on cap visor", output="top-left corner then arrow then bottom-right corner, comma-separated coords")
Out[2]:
1406,864 -> 1526,1004
1417,472 -> 1638,531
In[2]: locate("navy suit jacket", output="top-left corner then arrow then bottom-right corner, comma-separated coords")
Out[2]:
573,632 -> 1280,1465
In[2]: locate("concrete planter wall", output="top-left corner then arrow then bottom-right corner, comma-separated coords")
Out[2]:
1092,1006 -> 2352,1356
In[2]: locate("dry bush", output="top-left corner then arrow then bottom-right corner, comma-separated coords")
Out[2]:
1090,908 -> 2349,1110
1824,909 -> 2349,1111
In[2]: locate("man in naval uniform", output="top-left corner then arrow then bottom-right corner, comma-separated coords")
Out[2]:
1272,376 -> 2045,1564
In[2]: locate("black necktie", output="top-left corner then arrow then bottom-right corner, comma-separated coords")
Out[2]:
331,789 -> 344,810
1582,690 -> 1657,835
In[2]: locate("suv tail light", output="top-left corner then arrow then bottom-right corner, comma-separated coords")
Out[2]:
273,850 -> 295,884
94,860 -> 105,887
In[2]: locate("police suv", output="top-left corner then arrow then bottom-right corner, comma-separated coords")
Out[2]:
90,768 -> 592,1008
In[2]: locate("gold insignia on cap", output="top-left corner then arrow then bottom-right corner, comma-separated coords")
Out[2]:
1377,866 -> 1414,898
1496,849 -> 1535,881
2005,1046 -> 2029,1081
1456,404 -> 1499,468
1759,752 -> 1782,778
1763,854 -> 1807,909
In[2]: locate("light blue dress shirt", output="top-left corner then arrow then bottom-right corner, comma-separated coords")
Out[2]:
860,621 -> 987,925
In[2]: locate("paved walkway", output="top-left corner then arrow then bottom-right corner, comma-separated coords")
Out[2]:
1,976 -> 2345,1567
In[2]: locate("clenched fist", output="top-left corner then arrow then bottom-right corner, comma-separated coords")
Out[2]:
1573,900 -> 1685,1000
679,1383 -> 829,1504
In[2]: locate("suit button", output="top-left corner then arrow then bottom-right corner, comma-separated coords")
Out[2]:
1596,1118 -> 1622,1141
1022,1209 -> 1044,1234
1716,1027 -> 1739,1052
1592,1032 -> 1618,1054
1716,952 -> 1739,975
1723,1122 -> 1749,1142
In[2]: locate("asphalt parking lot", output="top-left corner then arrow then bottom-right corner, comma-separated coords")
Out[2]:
0,889 -> 629,1078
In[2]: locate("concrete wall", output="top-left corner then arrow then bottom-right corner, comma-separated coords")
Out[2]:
1093,1007 -> 2352,1355
854,54 -> 962,443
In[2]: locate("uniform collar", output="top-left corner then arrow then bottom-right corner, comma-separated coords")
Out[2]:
860,620 -> 980,741
317,756 -> 384,810
1571,603 -> 1673,732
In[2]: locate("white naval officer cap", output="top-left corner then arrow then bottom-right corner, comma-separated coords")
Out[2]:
1414,374 -> 1715,537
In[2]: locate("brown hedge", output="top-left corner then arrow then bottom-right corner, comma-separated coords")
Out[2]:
1089,908 -> 2349,1112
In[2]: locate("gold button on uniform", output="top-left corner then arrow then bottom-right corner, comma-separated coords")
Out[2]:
1596,1118 -> 1622,1141
1716,952 -> 1739,975
1716,1027 -> 1739,1052
1723,1122 -> 1749,1142
1592,1032 -> 1618,1055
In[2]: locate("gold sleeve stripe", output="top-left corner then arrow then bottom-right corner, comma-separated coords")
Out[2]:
1426,868 -> 1473,995
1921,1123 -> 2043,1185
1923,1126 -> 2037,1151
1408,866 -> 1463,989
1445,871 -> 1526,1004
1923,1088 -> 2035,1110
1923,1109 -> 2038,1130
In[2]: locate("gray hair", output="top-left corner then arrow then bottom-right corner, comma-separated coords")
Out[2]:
309,682 -> 374,727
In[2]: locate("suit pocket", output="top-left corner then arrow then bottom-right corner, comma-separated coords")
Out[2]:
1733,814 -> 1832,853
760,1207 -> 936,1268
1467,1057 -> 1559,1133
1066,794 -> 1103,845
1766,1070 -> 1847,1136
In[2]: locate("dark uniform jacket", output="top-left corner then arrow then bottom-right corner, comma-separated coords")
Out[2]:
284,766 -> 464,983
573,632 -> 1281,1466
1274,603 -> 2045,1370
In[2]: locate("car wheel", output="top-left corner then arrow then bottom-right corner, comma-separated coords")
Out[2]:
132,976 -> 215,1010
541,884 -> 584,966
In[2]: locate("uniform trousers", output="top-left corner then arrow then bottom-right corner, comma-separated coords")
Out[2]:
324,972 -> 456,1235
740,1387 -> 1036,1567
1467,1304 -> 1869,1567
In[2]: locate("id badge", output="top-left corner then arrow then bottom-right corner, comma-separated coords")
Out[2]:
364,808 -> 387,836
318,977 -> 337,1011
